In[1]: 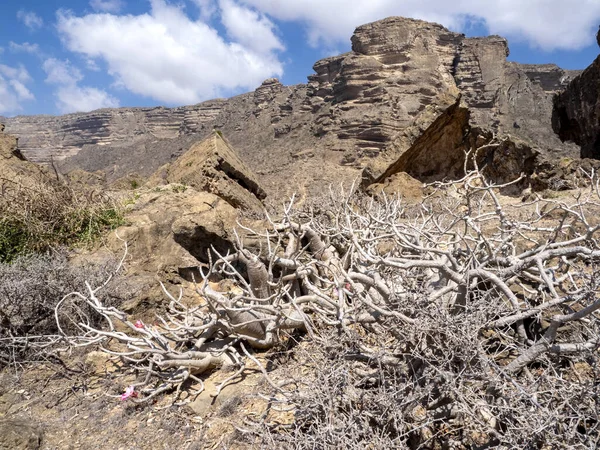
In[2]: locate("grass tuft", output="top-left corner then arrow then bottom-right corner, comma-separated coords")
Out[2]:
0,175 -> 124,263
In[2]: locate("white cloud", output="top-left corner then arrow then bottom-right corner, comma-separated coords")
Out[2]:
9,42 -> 40,54
54,85 -> 120,114
43,58 -> 82,85
239,0 -> 600,51
16,10 -> 43,31
219,0 -> 284,54
56,0 -> 284,105
0,64 -> 35,115
89,0 -> 124,13
0,64 -> 32,84
191,0 -> 218,20
9,80 -> 35,101
42,58 -> 119,113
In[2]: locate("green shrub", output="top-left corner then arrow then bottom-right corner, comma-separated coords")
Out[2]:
0,177 -> 124,263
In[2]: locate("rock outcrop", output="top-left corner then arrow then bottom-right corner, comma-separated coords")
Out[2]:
1,101 -> 225,163
2,17 -> 582,201
552,54 -> 600,159
110,187 -> 239,276
152,131 -> 266,211
0,124 -> 50,188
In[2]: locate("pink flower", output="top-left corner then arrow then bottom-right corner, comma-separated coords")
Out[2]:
134,320 -> 144,329
121,385 -> 138,401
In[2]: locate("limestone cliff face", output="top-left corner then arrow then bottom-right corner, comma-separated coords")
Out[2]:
552,54 -> 600,159
2,101 -> 225,163
305,18 -> 579,183
2,17 -> 581,200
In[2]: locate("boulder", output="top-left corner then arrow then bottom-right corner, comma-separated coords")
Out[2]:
157,132 -> 266,211
366,171 -> 424,202
110,187 -> 239,274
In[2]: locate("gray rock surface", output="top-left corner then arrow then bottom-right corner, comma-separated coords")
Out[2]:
552,54 -> 600,159
2,17 -> 581,200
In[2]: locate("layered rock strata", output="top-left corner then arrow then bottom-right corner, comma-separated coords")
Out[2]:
2,17 -> 582,200
152,131 -> 266,211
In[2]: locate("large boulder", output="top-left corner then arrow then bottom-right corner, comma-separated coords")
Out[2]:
152,131 -> 266,211
110,187 -> 239,275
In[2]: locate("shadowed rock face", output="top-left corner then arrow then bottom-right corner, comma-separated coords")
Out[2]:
2,17 -> 581,201
552,55 -> 600,159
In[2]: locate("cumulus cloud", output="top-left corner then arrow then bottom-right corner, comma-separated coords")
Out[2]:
56,0 -> 284,105
89,0 -> 124,13
219,0 -> 283,54
43,58 -> 119,113
9,42 -> 40,54
191,0 -> 218,20
16,10 -> 43,31
0,64 -> 35,115
239,0 -> 600,50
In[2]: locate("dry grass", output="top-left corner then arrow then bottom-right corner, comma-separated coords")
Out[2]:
0,173 -> 124,263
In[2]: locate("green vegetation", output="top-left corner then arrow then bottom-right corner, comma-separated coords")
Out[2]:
130,179 -> 140,189
171,183 -> 187,193
0,178 -> 124,263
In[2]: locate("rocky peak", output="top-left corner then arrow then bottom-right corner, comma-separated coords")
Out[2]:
254,78 -> 284,109
1,16 -> 582,202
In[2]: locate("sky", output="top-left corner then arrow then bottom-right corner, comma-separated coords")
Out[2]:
1,0 -> 599,117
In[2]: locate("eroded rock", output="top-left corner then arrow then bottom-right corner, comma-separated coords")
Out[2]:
157,131 -> 266,211
1,17 -> 582,202
553,54 -> 600,159
110,187 -> 239,273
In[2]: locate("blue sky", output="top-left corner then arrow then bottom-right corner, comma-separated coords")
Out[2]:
1,0 -> 599,117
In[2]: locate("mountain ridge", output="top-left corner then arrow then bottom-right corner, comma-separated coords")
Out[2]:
1,16 -> 584,201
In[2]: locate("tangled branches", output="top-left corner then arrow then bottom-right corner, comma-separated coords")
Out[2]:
54,168 -> 600,448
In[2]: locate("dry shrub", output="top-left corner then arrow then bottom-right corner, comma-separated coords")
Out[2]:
35,168 -> 600,447
0,251 -> 122,364
0,174 -> 123,263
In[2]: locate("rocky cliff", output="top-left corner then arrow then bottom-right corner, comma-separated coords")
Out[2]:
2,17 -> 582,200
552,54 -> 600,159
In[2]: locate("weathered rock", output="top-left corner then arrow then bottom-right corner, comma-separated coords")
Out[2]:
366,171 -> 424,202
0,418 -> 42,450
157,131 -> 266,210
110,187 -> 239,274
552,54 -> 600,159
0,126 -> 52,190
2,17 -> 581,201
1,101 -> 226,163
